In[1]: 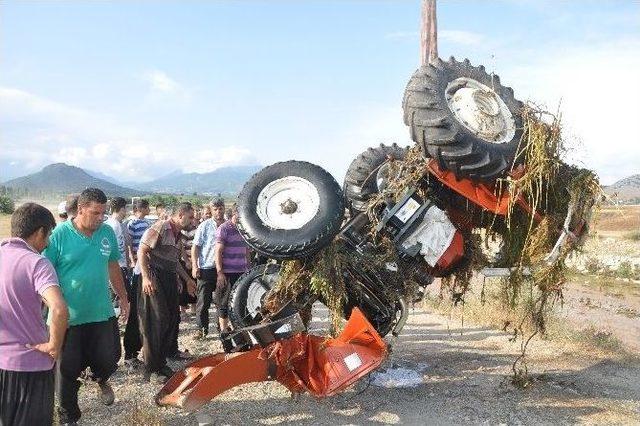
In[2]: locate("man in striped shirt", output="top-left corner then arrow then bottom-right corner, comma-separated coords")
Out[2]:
127,199 -> 151,265
214,203 -> 249,332
123,198 -> 150,368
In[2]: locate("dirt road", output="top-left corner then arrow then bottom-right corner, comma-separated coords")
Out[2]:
74,303 -> 640,425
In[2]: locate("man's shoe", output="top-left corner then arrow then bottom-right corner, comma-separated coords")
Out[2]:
124,357 -> 143,372
98,381 -> 115,406
167,349 -> 192,361
157,365 -> 175,379
144,371 -> 167,384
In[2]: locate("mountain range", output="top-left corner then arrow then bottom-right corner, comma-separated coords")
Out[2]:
135,165 -> 261,194
3,163 -> 638,202
2,164 -> 143,197
1,163 -> 261,196
603,174 -> 640,202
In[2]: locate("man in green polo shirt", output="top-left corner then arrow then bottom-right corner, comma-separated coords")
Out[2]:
44,188 -> 129,426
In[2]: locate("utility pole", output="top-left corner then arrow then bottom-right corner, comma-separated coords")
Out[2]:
420,0 -> 438,66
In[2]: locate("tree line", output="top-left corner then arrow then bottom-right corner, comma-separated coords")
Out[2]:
0,186 -> 232,215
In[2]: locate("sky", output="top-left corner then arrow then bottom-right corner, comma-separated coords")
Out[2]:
1,0 -> 639,185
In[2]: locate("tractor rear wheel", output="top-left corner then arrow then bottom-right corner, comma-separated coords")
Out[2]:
403,57 -> 524,181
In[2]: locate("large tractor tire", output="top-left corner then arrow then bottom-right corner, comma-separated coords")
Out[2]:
403,57 -> 524,181
229,263 -> 401,337
228,264 -> 296,329
343,143 -> 409,212
237,161 -> 345,260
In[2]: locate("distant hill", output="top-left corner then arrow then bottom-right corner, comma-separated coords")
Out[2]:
604,174 -> 640,202
137,165 -> 261,194
83,168 -> 126,186
3,163 -> 143,197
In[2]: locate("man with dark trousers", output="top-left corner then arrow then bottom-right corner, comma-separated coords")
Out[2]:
214,203 -> 249,333
191,198 -> 225,338
138,202 -> 194,382
44,188 -> 129,425
123,198 -> 151,369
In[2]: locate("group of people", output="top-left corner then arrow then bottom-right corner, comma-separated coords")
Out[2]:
0,188 -> 250,425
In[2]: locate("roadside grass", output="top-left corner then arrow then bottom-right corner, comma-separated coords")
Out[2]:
567,270 -> 640,297
592,205 -> 640,238
121,401 -> 165,425
423,277 -> 632,357
575,259 -> 640,283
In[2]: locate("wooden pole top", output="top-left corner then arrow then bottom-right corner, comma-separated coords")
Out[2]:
420,0 -> 438,66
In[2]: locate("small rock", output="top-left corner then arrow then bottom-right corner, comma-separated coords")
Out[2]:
196,412 -> 214,425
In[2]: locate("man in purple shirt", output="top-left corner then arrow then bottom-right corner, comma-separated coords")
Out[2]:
214,203 -> 249,332
0,203 -> 69,426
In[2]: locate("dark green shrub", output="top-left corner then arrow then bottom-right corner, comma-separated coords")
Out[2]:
0,196 -> 14,214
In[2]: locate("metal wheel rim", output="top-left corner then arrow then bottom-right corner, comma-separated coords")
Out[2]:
257,176 -> 320,230
376,163 -> 390,192
445,77 -> 516,144
246,279 -> 268,319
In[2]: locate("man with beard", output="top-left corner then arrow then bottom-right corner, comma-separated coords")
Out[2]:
137,202 -> 194,382
43,188 -> 129,425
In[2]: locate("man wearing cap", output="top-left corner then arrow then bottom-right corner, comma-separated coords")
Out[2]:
57,201 -> 68,222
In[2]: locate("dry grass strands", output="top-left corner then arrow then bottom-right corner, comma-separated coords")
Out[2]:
494,106 -> 601,384
264,244 -> 349,334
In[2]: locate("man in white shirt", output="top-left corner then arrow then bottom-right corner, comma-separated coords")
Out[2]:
191,198 -> 226,338
105,197 -> 130,313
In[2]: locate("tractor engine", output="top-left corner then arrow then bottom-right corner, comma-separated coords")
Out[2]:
376,188 -> 464,275
341,187 -> 465,277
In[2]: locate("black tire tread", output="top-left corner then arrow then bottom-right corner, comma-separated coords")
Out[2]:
237,161 -> 345,260
228,264 -> 284,329
402,57 -> 524,181
343,143 -> 408,212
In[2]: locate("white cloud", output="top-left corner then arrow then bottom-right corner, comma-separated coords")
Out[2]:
53,147 -> 88,165
189,146 -> 258,174
142,69 -> 190,100
499,37 -> 640,184
91,143 -> 111,159
0,87 -> 255,182
145,70 -> 177,93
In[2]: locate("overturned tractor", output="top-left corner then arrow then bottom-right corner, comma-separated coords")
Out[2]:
158,57 -> 598,410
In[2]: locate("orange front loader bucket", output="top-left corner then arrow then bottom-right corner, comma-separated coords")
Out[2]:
156,308 -> 387,411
